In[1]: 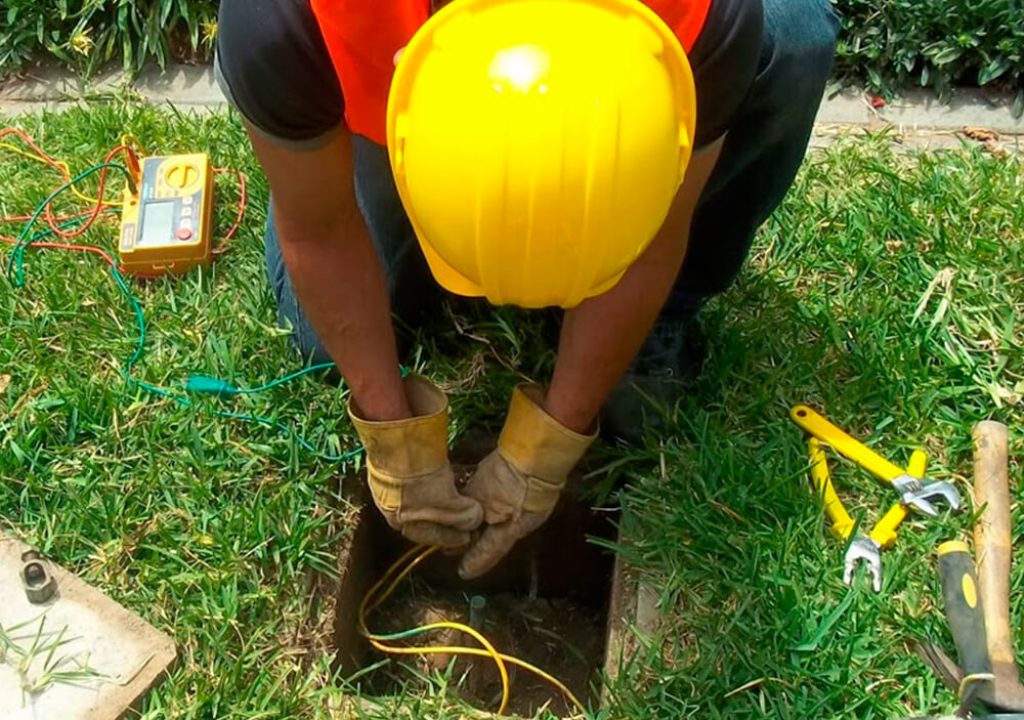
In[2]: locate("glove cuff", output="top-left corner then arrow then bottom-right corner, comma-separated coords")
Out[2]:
348,375 -> 449,478
498,384 -> 597,492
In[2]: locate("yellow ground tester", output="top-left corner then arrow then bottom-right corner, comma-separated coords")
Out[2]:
119,153 -> 214,276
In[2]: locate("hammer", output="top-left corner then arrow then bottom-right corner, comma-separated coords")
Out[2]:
973,422 -> 1024,711
917,421 -> 1024,714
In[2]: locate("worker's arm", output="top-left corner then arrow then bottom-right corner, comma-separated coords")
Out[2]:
458,139 -> 725,578
545,138 -> 725,433
246,124 -> 410,421
248,124 -> 483,547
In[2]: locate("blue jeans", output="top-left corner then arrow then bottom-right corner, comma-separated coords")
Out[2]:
265,0 -> 840,365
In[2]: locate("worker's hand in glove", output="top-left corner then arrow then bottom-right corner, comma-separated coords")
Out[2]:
349,376 -> 483,548
459,385 -> 596,579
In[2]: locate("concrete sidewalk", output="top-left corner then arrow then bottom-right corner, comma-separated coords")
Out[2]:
1,63 -> 1022,146
0,64 -> 223,116
812,88 -> 1023,151
817,88 -> 1022,135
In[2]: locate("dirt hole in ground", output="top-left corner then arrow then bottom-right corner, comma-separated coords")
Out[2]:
333,433 -> 619,717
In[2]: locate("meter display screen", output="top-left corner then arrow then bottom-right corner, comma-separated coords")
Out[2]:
139,202 -> 176,248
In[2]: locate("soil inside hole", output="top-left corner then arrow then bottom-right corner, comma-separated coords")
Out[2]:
334,433 -> 619,717
369,580 -> 606,716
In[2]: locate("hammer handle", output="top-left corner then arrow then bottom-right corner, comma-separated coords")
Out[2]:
938,541 -> 992,682
973,421 -> 1015,667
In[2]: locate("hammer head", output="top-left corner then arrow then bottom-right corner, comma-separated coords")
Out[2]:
917,642 -> 1024,714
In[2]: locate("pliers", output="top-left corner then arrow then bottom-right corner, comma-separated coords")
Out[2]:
808,437 -> 927,592
792,405 -> 962,592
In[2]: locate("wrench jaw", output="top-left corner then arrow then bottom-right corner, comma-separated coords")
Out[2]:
844,536 -> 883,593
892,475 -> 962,516
902,494 -> 941,517
905,487 -> 958,516
907,482 -> 962,513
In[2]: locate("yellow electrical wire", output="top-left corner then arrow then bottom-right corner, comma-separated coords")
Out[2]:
0,139 -> 124,208
359,545 -> 511,714
119,133 -> 147,157
359,544 -> 587,717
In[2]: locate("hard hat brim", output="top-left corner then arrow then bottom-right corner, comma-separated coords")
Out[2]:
417,234 -> 486,299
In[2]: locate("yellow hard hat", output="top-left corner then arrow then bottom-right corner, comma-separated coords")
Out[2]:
387,0 -> 697,309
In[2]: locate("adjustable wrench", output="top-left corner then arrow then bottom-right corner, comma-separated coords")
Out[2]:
793,405 -> 960,516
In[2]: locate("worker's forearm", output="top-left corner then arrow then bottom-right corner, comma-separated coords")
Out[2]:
275,210 -> 410,421
545,140 -> 725,434
545,229 -> 687,434
246,125 -> 409,422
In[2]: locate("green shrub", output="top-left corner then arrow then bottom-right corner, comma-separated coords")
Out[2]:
833,0 -> 1024,112
1,0 -> 217,77
0,0 -> 1022,112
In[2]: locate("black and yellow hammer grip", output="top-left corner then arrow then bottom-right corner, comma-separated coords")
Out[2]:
938,540 -> 995,698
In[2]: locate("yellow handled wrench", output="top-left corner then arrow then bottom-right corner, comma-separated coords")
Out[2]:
792,405 -> 960,516
808,437 -> 928,591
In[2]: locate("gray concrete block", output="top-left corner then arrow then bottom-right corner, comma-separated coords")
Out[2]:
134,64 -> 226,107
818,88 -> 1023,135
3,62 -> 1021,137
0,63 -> 227,118
0,536 -> 176,720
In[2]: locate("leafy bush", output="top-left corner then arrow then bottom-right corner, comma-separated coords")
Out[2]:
832,0 -> 1024,112
0,0 -> 1022,111
1,0 -> 217,77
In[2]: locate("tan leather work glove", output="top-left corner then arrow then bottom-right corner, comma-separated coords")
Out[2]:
349,376 -> 483,548
459,384 -> 596,579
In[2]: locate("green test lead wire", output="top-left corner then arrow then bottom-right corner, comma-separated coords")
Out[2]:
184,362 -> 337,396
6,162 -> 135,287
5,162 -> 361,464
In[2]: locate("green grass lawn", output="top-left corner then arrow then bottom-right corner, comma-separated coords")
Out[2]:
1,104 -> 1022,719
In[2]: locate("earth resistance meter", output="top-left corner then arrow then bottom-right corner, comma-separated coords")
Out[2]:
119,153 -> 214,276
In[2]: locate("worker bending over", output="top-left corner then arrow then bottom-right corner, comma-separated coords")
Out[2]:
216,0 -> 838,578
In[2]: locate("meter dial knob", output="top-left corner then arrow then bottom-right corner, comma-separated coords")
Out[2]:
166,163 -> 198,189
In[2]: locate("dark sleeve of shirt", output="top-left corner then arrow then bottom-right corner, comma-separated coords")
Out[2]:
689,0 -> 764,147
215,0 -> 344,149
216,0 -> 763,150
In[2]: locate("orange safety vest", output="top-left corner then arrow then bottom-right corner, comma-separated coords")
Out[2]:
309,0 -> 712,146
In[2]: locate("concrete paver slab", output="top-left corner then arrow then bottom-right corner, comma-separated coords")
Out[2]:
0,536 -> 176,720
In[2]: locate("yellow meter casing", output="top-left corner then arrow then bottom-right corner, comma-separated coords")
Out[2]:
119,154 -> 214,276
